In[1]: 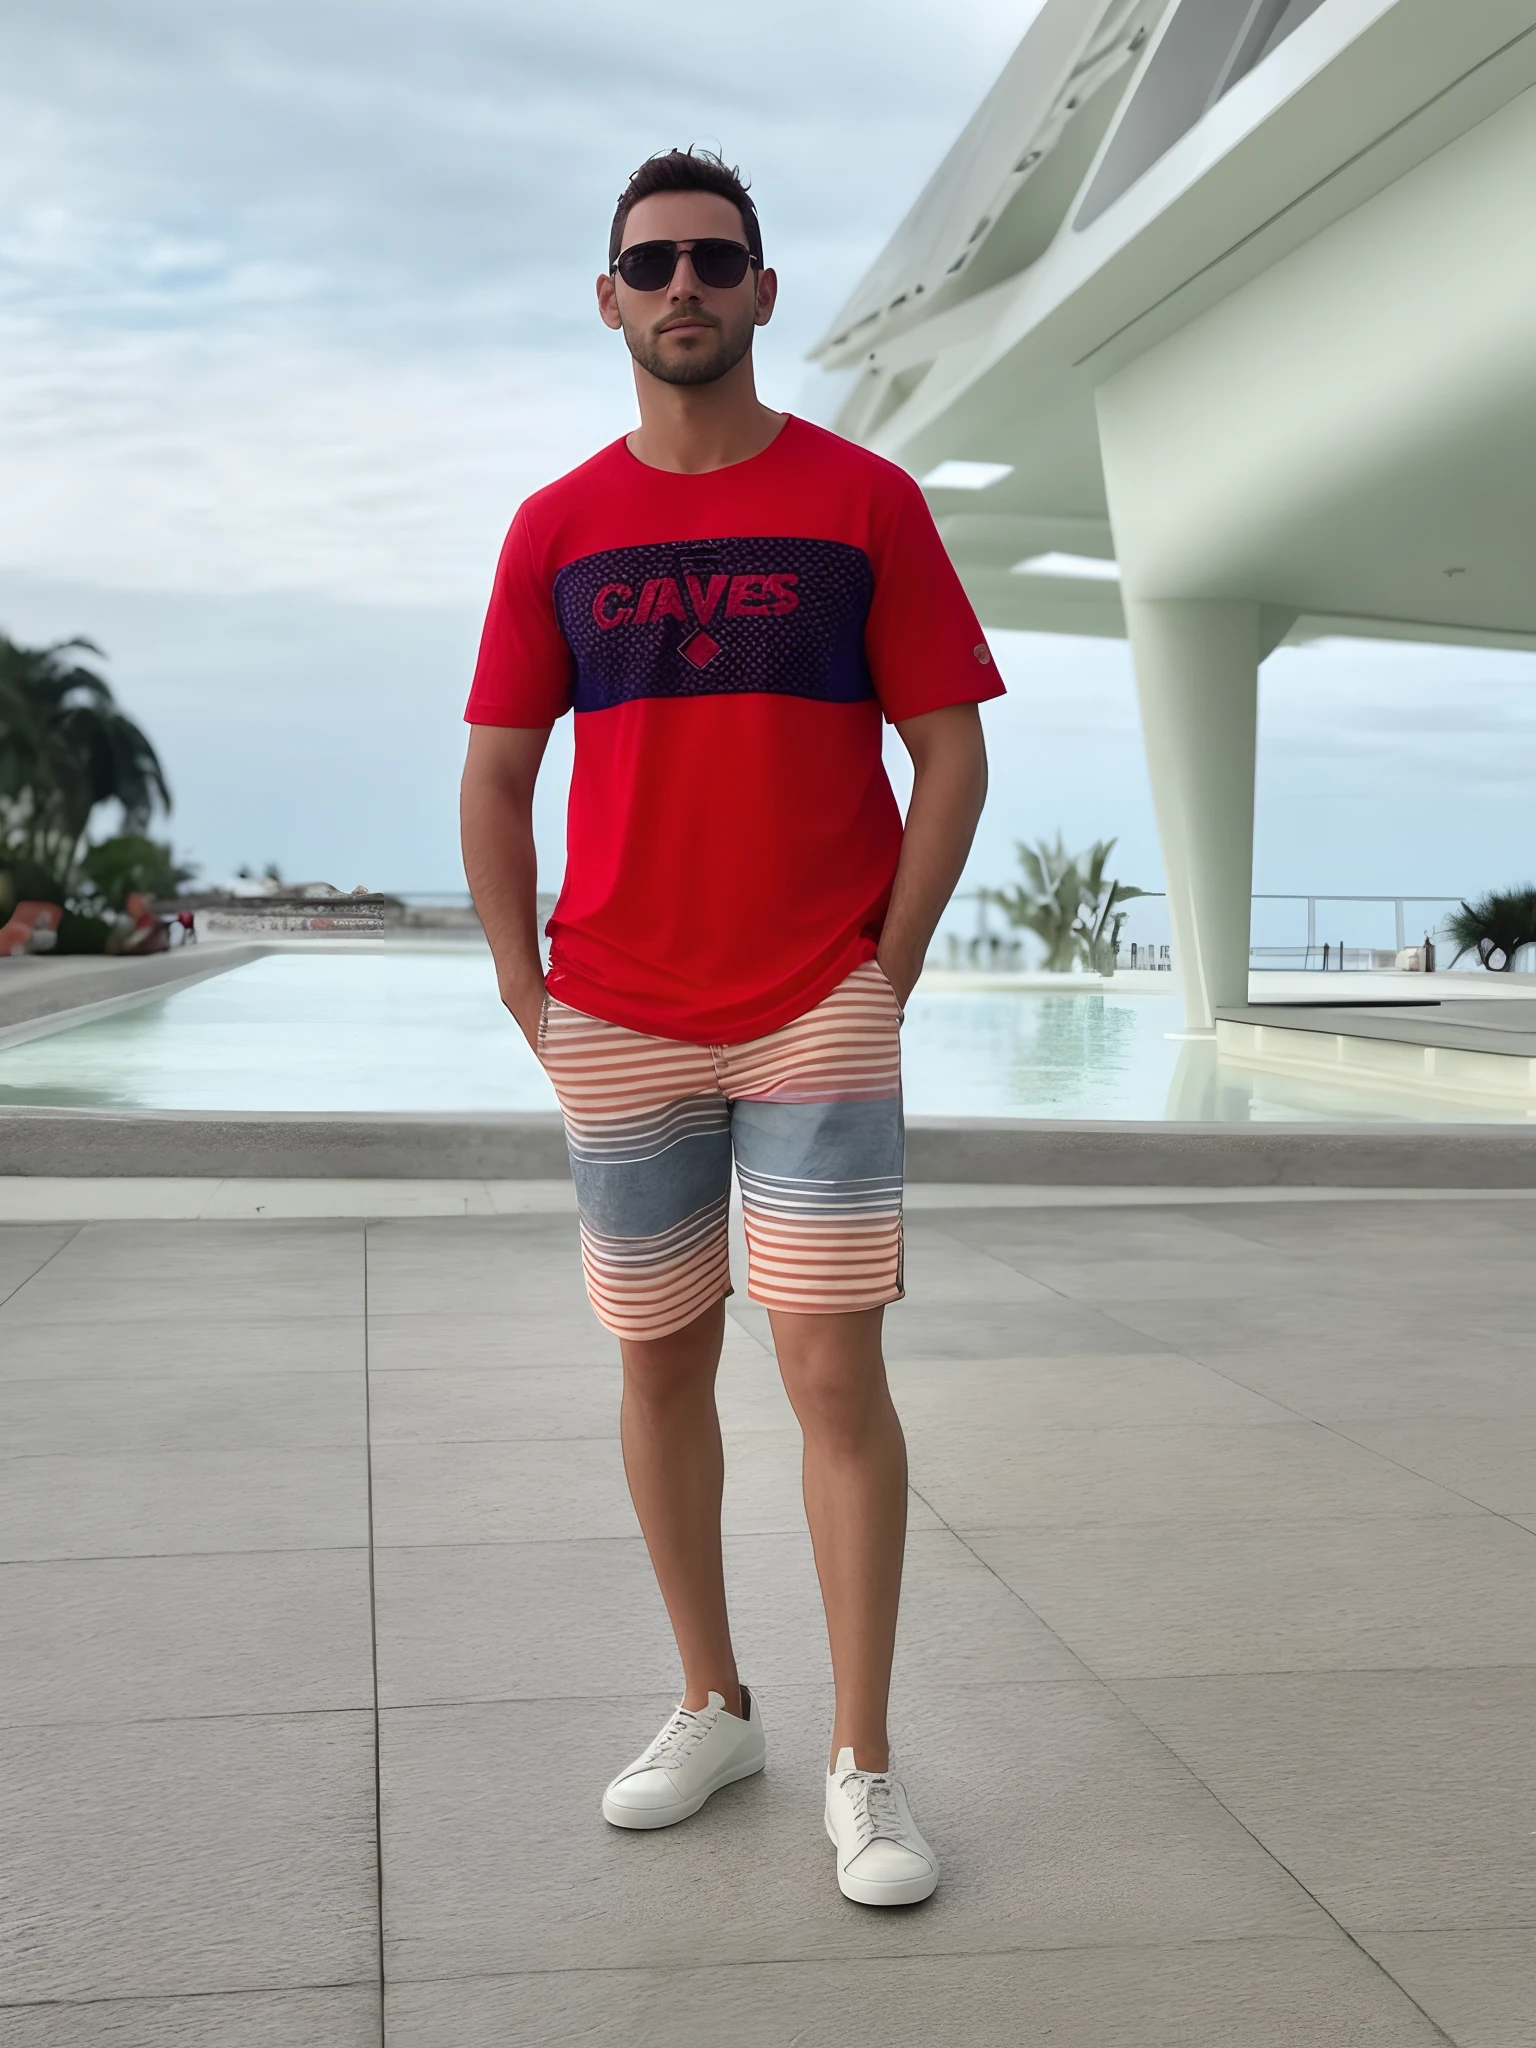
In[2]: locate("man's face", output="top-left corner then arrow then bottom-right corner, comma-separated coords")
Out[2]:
598,190 -> 775,387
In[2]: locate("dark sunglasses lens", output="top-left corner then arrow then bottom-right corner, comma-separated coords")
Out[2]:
615,240 -> 753,291
616,242 -> 679,291
690,240 -> 753,289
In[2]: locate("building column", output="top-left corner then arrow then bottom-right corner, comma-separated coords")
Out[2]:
1123,598 -> 1260,1033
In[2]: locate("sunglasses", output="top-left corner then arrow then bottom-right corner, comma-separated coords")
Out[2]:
612,238 -> 759,293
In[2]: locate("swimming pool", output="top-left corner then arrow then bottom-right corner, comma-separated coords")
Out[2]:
0,950 -> 1525,1123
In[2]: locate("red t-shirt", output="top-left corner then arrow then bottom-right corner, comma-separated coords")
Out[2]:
465,416 -> 1003,1043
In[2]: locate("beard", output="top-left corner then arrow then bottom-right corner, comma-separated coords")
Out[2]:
623,303 -> 756,387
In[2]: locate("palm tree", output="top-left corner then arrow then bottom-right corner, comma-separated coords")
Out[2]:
0,634 -> 171,887
988,834 -> 1145,972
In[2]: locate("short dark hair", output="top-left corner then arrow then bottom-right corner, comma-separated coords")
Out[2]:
608,148 -> 763,270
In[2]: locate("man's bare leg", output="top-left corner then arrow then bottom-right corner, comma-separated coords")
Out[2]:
619,1299 -> 743,1714
769,1305 -> 907,1771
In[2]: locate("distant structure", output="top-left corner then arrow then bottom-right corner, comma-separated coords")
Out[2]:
808,0 -> 1536,1028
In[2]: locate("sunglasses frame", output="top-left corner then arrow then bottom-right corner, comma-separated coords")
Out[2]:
612,238 -> 761,294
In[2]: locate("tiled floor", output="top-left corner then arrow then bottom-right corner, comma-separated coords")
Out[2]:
2,1196 -> 1533,2045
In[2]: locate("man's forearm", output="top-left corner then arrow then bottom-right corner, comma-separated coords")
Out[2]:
463,795 -> 542,990
460,725 -> 552,1044
878,706 -> 988,1002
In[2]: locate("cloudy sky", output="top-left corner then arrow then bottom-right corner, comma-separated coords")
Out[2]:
3,0 -> 1534,938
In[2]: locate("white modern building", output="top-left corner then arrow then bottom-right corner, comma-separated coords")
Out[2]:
808,0 -> 1536,1030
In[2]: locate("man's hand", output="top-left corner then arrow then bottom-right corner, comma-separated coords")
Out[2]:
874,950 -> 920,1010
499,969 -> 546,1055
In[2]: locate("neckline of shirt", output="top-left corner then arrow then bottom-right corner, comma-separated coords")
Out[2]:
619,413 -> 798,481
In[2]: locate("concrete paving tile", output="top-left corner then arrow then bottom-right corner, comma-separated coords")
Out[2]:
368,1349 -> 777,1444
0,1227 -> 76,1304
0,1316 -> 364,1383
1012,1255 -> 1315,1305
370,1433 -> 941,1546
384,1936 -> 1443,2048
1193,1200 -> 1536,1256
378,1685 -> 1324,1980
718,1310 -> 773,1360
714,1357 -> 799,1432
0,1179 -> 218,1223
906,1421 -> 1473,1530
885,1354 -> 1292,1432
203,1178 -> 497,1218
1172,1336 -> 1536,1424
0,1269 -> 366,1329
0,1221 -> 365,1325
1330,1416 -> 1536,1514
0,1550 -> 374,1723
364,1220 -> 591,1319
967,1514 -> 1536,1678
724,1299 -> 774,1350
368,1363 -> 622,1443
366,1308 -> 615,1372
55,1218 -> 364,1263
934,1206 -> 1250,1262
0,1447 -> 368,1559
374,1527 -> 1079,1708
483,1179 -> 580,1213
0,1368 -> 364,1455
899,1225 -> 1060,1304
885,1299 -> 1174,1360
1122,1669 -> 1536,1931
0,1986 -> 382,2047
375,1537 -> 675,1706
1105,1291 -> 1536,1359
1,1711 -> 378,2001
1357,1929 -> 1536,2048
370,1437 -> 636,1546
722,1526 -> 1086,1696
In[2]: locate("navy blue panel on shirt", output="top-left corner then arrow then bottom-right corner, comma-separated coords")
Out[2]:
553,536 -> 875,713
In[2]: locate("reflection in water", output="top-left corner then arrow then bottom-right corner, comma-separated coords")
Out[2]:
902,989 -> 1187,1120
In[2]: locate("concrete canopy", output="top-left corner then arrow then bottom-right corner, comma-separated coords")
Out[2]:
809,0 -> 1536,1024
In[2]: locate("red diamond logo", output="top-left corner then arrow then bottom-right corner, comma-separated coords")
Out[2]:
679,630 -> 721,669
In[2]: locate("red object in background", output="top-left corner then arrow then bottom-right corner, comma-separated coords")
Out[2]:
0,902 -> 63,957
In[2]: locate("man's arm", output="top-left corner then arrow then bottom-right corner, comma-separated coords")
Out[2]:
877,702 -> 989,1005
460,722 -> 553,1050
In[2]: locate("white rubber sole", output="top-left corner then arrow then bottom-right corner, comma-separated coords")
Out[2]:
825,1814 -> 939,1906
602,1749 -> 765,1830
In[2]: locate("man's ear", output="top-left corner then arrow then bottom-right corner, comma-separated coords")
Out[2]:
596,274 -> 624,331
754,267 -> 778,328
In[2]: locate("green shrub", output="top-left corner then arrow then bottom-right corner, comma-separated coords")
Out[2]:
79,834 -> 196,912
55,908 -> 114,954
1446,887 -> 1536,972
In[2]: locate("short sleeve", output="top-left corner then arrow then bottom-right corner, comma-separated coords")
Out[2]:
463,507 -> 574,726
863,471 -> 1005,724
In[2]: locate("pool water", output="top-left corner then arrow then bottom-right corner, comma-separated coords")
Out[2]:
0,951 -> 1521,1123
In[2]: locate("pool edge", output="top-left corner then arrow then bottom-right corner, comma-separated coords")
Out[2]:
5,1108 -> 1536,1186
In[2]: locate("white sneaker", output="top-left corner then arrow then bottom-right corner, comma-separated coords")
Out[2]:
824,1747 -> 939,1905
602,1686 -> 766,1829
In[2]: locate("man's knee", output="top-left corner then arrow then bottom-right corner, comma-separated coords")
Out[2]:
620,1304 -> 725,1409
776,1315 -> 890,1449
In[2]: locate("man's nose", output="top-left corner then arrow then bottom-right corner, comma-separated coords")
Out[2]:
669,252 -> 706,297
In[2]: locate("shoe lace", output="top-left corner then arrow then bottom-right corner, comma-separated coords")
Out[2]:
640,1707 -> 712,1771
839,1768 -> 904,1848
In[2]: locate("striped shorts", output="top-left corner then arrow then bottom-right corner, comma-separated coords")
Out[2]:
538,960 -> 905,1340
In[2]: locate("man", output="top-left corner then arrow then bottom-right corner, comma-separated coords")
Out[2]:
461,147 -> 999,1907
